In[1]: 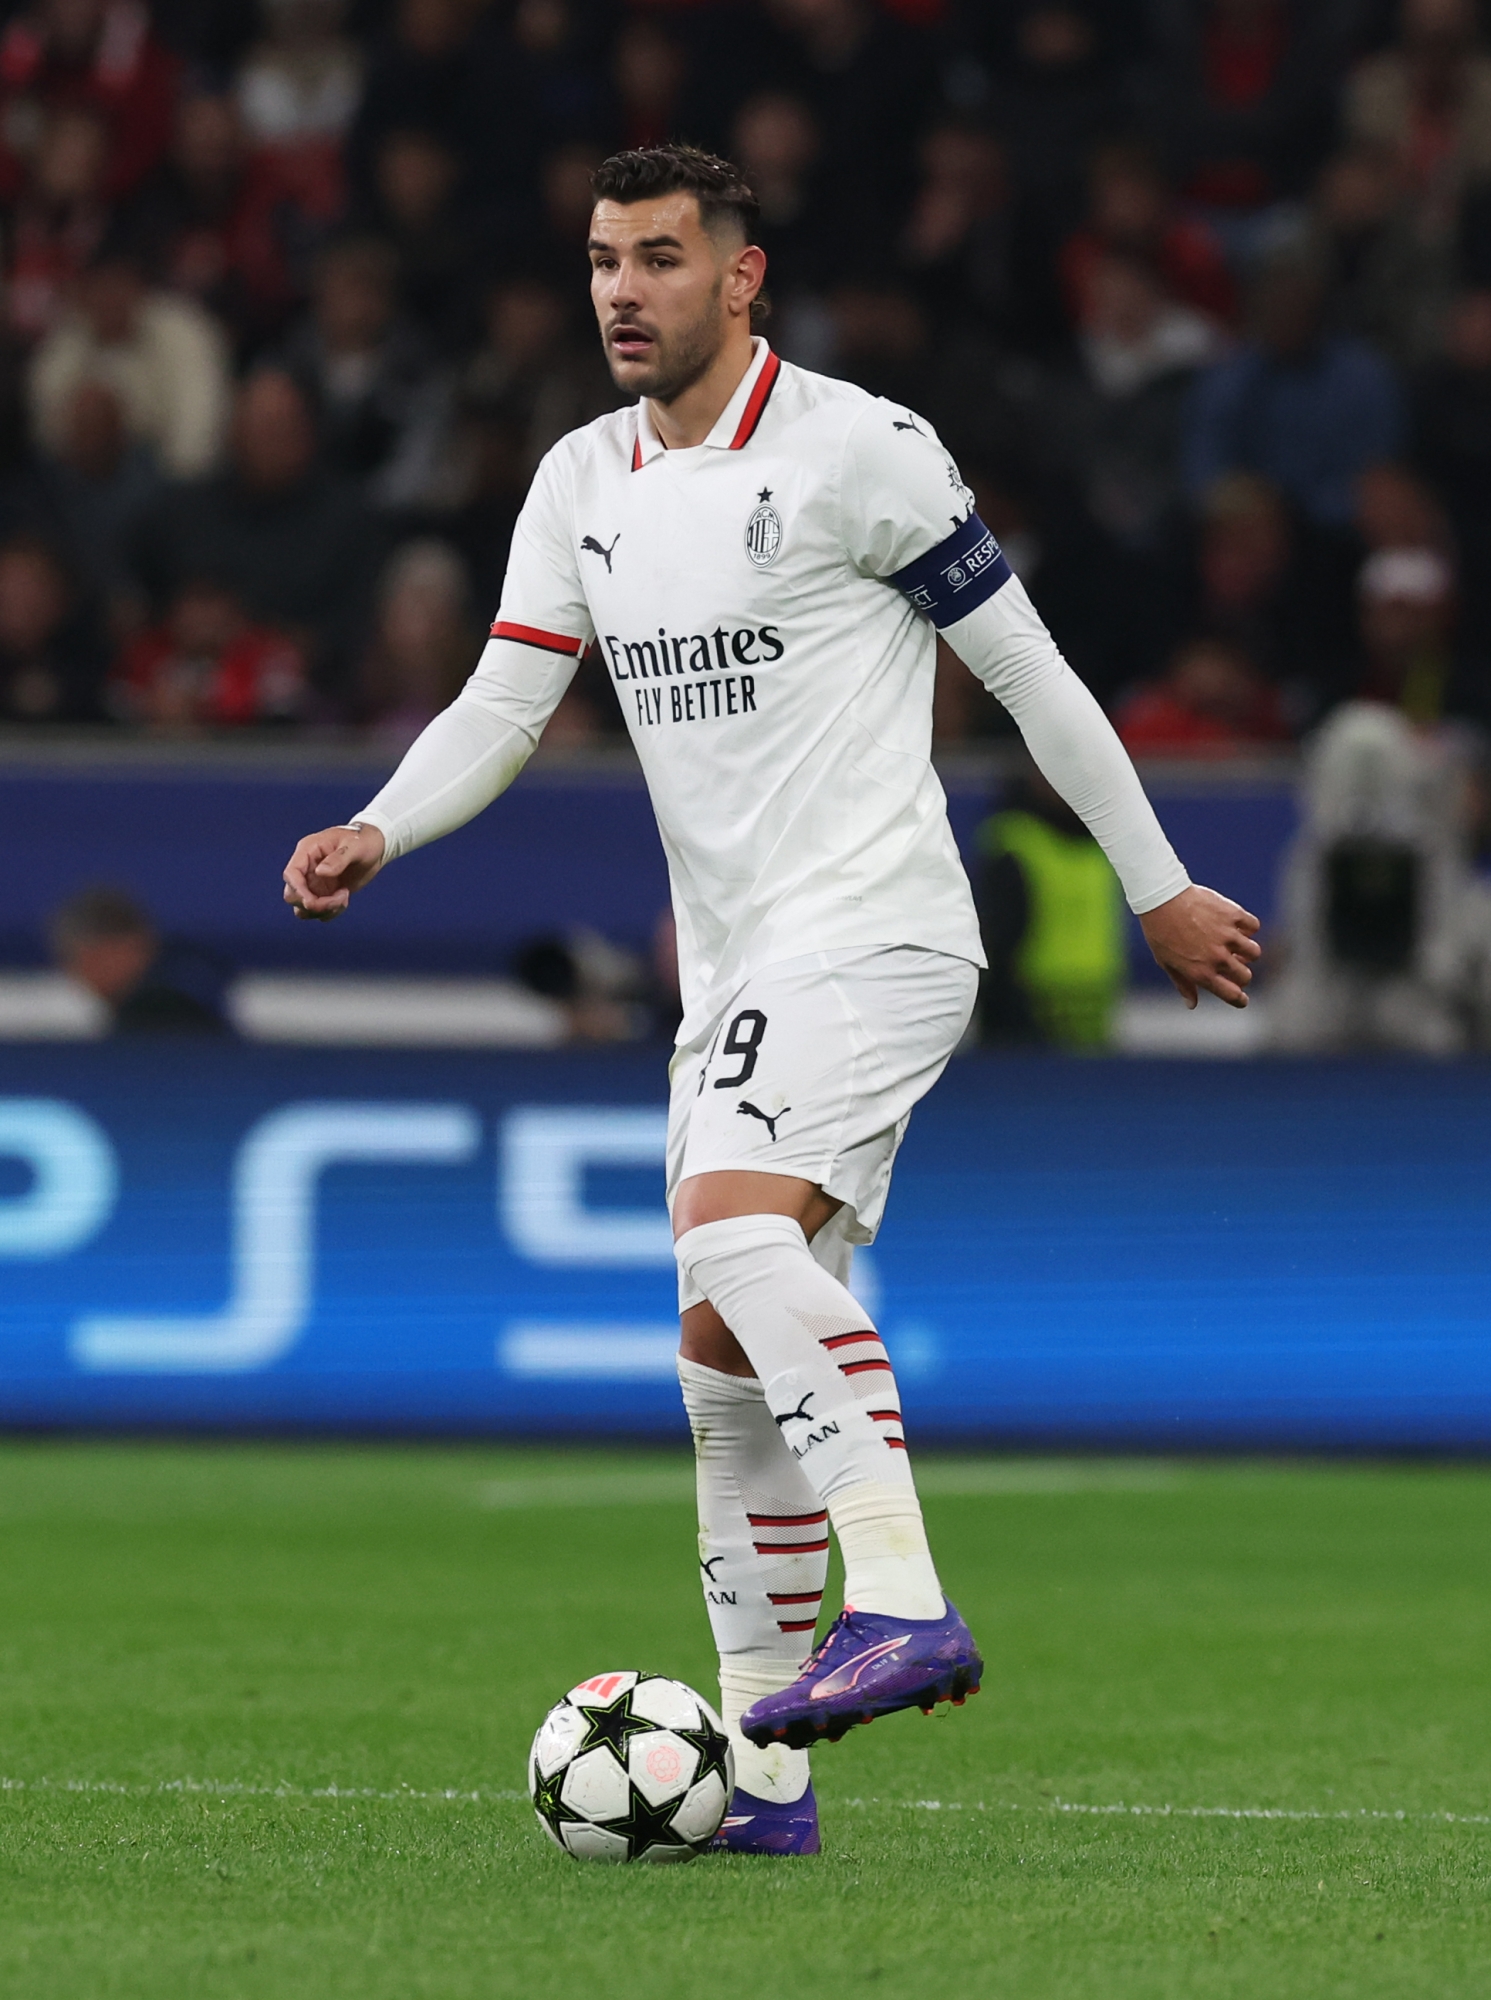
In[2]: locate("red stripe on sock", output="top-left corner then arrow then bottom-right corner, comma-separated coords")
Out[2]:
886,1437 -> 909,1450
868,1409 -> 902,1422
778,1618 -> 818,1632
840,1358 -> 894,1375
746,1510 -> 828,1527
819,1331 -> 880,1351
768,1590 -> 825,1604
754,1537 -> 830,1555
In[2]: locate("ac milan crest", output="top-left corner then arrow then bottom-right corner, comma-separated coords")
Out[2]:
745,487 -> 783,567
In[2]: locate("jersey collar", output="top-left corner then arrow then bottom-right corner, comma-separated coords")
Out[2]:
632,338 -> 780,469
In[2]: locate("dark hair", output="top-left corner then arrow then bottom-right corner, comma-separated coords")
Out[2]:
591,144 -> 770,323
592,143 -> 759,240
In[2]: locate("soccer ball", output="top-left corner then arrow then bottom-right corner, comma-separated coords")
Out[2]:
528,1670 -> 734,1863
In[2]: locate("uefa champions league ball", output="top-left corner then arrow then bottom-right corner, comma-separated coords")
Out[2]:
528,1670 -> 734,1862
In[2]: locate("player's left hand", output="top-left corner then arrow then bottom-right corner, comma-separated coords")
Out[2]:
1139,885 -> 1261,1010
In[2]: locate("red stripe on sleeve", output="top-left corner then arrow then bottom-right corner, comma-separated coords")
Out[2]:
728,349 -> 781,449
490,621 -> 585,656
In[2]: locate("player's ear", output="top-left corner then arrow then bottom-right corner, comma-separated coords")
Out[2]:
729,243 -> 767,321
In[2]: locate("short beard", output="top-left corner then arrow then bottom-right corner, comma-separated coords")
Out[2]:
607,279 -> 726,403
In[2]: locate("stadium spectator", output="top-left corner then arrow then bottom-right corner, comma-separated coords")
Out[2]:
1138,0 -> 1356,232
347,0 -> 499,205
31,377 -> 158,623
898,122 -> 1037,349
0,531 -> 104,719
356,536 -> 473,746
1305,142 -> 1450,366
0,0 -> 181,205
1185,246 -> 1405,530
125,88 -> 333,359
1185,471 -> 1329,706
274,233 -> 449,509
979,4 -> 1125,245
1355,543 -> 1457,721
3,104 -> 111,345
48,883 -> 231,1033
362,126 -> 480,355
504,0 -> 610,154
27,239 -> 231,478
1344,0 -> 1491,225
612,17 -> 690,154
109,576 -> 306,728
759,0 -> 935,251
1412,287 -> 1491,670
1355,460 -> 1452,555
236,0 -> 363,154
126,367 -> 379,702
452,273 -> 617,474
731,91 -> 830,306
1043,249 -> 1222,694
1060,141 -> 1237,330
1114,634 -> 1292,755
975,758 -> 1126,1048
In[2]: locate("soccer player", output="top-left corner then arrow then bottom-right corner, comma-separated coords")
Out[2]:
282,145 -> 1261,1857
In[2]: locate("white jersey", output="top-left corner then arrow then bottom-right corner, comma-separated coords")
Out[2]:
356,339 -> 1188,1039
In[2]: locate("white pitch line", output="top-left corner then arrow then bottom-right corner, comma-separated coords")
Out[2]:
2,1778 -> 1486,1826
0,1777 -> 527,1803
839,1797 -> 1491,1827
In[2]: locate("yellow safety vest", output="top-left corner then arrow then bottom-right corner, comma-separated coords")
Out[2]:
979,809 -> 1125,1047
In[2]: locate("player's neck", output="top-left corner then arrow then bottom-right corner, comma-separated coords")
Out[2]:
646,329 -> 757,451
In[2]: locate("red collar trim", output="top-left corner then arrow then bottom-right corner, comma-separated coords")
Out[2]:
728,349 -> 781,450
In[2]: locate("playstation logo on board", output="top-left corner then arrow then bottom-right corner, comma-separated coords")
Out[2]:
745,487 -> 782,567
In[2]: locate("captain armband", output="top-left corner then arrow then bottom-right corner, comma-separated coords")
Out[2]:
887,512 -> 1012,629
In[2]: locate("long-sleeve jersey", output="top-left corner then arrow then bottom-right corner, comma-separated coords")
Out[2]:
355,338 -> 1189,1040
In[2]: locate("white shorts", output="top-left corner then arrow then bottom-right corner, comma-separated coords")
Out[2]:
667,945 -> 978,1312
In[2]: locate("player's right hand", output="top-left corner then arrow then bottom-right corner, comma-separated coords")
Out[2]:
282,823 -> 386,921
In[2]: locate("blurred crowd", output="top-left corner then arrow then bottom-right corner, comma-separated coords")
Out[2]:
0,0 -> 1488,759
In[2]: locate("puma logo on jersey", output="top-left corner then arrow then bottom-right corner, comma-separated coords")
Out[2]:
581,533 -> 620,572
773,1393 -> 815,1428
893,413 -> 924,433
738,1100 -> 788,1141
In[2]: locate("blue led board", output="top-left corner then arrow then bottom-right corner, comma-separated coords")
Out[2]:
0,1045 -> 1487,1448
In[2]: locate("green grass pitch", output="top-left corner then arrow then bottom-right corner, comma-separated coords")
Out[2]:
0,1442 -> 1487,1999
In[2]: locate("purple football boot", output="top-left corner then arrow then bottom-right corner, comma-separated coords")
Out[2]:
739,1601 -> 982,1750
712,1781 -> 821,1855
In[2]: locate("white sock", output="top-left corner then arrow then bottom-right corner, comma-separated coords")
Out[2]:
677,1356 -> 822,1804
831,1482 -> 943,1620
676,1215 -> 946,1623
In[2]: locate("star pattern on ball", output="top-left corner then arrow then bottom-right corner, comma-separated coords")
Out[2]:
532,1763 -> 572,1830
677,1719 -> 731,1794
617,1781 -> 691,1859
572,1686 -> 658,1764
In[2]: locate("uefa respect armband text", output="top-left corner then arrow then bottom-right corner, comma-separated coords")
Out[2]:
889,513 -> 1012,628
